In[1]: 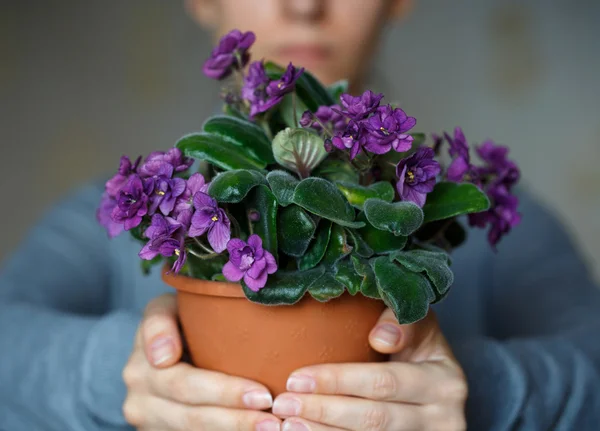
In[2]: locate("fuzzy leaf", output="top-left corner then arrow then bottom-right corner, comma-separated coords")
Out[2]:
298,221 -> 332,270
357,214 -> 407,254
207,170 -> 266,203
272,128 -> 327,177
328,80 -> 349,101
423,182 -> 490,223
242,266 -> 325,305
247,185 -> 278,260
371,257 -> 435,324
336,181 -> 395,210
203,115 -> 275,165
278,205 -> 317,257
295,70 -> 337,112
334,258 -> 363,295
322,224 -> 353,266
352,255 -> 380,299
308,272 -> 345,302
266,170 -> 299,207
392,250 -> 454,297
363,198 -> 424,236
176,133 -> 265,170
345,228 -> 374,258
313,158 -> 359,184
279,94 -> 309,129
293,177 -> 364,228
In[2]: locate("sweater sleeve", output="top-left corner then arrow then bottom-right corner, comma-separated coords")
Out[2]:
0,183 -> 139,431
453,193 -> 600,430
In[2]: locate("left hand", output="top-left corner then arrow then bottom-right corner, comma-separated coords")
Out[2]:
272,309 -> 467,431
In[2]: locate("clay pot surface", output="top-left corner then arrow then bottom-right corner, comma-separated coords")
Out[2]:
163,270 -> 387,396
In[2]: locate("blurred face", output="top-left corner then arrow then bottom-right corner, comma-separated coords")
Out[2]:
188,0 -> 410,93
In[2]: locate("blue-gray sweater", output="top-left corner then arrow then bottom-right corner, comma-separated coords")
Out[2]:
0,182 -> 599,431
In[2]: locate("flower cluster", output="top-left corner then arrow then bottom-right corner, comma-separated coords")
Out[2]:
438,128 -> 521,247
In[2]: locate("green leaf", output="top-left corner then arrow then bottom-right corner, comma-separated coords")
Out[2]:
298,221 -> 332,270
357,214 -> 407,254
247,185 -> 278,260
323,224 -> 353,266
293,177 -> 364,228
176,133 -> 265,171
295,70 -> 336,112
352,255 -> 380,299
414,218 -> 466,249
186,253 -> 228,281
207,169 -> 266,203
308,272 -> 345,302
328,80 -> 348,101
203,115 -> 275,164
222,103 -> 246,120
392,250 -> 454,297
278,205 -> 317,257
313,158 -> 359,184
279,94 -> 309,129
266,170 -> 299,207
272,128 -> 327,177
336,181 -> 395,210
423,182 -> 490,223
371,257 -> 435,324
363,198 -> 424,236
334,258 -> 363,295
345,228 -> 374,258
242,266 -> 325,305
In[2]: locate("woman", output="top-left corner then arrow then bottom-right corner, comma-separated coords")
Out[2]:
1,1 -> 599,430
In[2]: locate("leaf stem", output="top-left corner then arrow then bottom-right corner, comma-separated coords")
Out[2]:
292,92 -> 299,127
193,237 -> 215,254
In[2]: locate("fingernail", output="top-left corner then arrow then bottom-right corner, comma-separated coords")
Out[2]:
286,375 -> 316,393
272,396 -> 301,417
283,420 -> 309,431
373,323 -> 401,346
243,390 -> 273,410
256,419 -> 281,431
150,336 -> 174,365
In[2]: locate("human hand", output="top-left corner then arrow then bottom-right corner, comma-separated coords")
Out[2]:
272,309 -> 467,431
122,294 -> 281,430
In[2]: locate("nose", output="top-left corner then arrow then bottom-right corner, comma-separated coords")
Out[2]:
282,0 -> 325,21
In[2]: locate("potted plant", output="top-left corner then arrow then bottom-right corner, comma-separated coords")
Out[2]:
98,30 -> 521,395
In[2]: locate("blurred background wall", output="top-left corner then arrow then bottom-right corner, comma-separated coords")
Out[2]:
1,0 -> 599,281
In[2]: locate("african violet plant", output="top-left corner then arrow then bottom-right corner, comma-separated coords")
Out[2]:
98,30 -> 521,324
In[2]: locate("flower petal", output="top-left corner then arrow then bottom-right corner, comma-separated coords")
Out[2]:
207,218 -> 231,253
244,270 -> 268,291
222,261 -> 245,282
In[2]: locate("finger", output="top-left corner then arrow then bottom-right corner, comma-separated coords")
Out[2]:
285,361 -> 448,404
273,393 -> 421,431
369,310 -> 452,362
282,418 -> 344,431
150,362 -> 274,410
133,395 -> 281,431
141,294 -> 183,367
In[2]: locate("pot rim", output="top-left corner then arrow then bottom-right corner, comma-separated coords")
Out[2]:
162,268 -> 246,298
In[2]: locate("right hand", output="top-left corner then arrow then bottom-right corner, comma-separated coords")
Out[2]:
122,294 -> 281,431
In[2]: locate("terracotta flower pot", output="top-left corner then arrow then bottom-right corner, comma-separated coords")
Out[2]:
162,270 -> 388,396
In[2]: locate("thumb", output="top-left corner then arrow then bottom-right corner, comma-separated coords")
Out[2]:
141,293 -> 183,368
369,308 -> 448,360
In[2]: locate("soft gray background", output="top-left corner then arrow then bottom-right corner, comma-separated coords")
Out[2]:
1,1 -> 599,281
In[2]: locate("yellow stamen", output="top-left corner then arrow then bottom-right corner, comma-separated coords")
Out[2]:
211,215 -> 219,222
174,249 -> 180,256
278,82 -> 284,89
156,190 -> 166,196
407,171 -> 415,182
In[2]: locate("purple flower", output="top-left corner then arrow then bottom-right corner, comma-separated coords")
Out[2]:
476,140 -> 520,188
139,148 -> 192,178
444,127 -> 472,182
331,120 -> 366,159
222,234 -> 277,291
189,192 -> 231,253
97,193 -> 123,238
203,30 -> 256,80
111,175 -> 148,230
396,147 -> 441,207
241,61 -> 282,118
147,177 -> 187,216
174,173 -> 209,215
139,211 -> 192,273
469,184 -> 521,248
105,156 -> 141,197
266,63 -> 304,98
300,105 -> 347,135
364,105 -> 416,154
339,90 -> 384,120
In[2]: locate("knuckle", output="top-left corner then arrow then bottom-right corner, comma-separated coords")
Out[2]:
122,363 -> 141,388
361,405 -> 389,431
122,396 -> 144,427
370,369 -> 399,400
